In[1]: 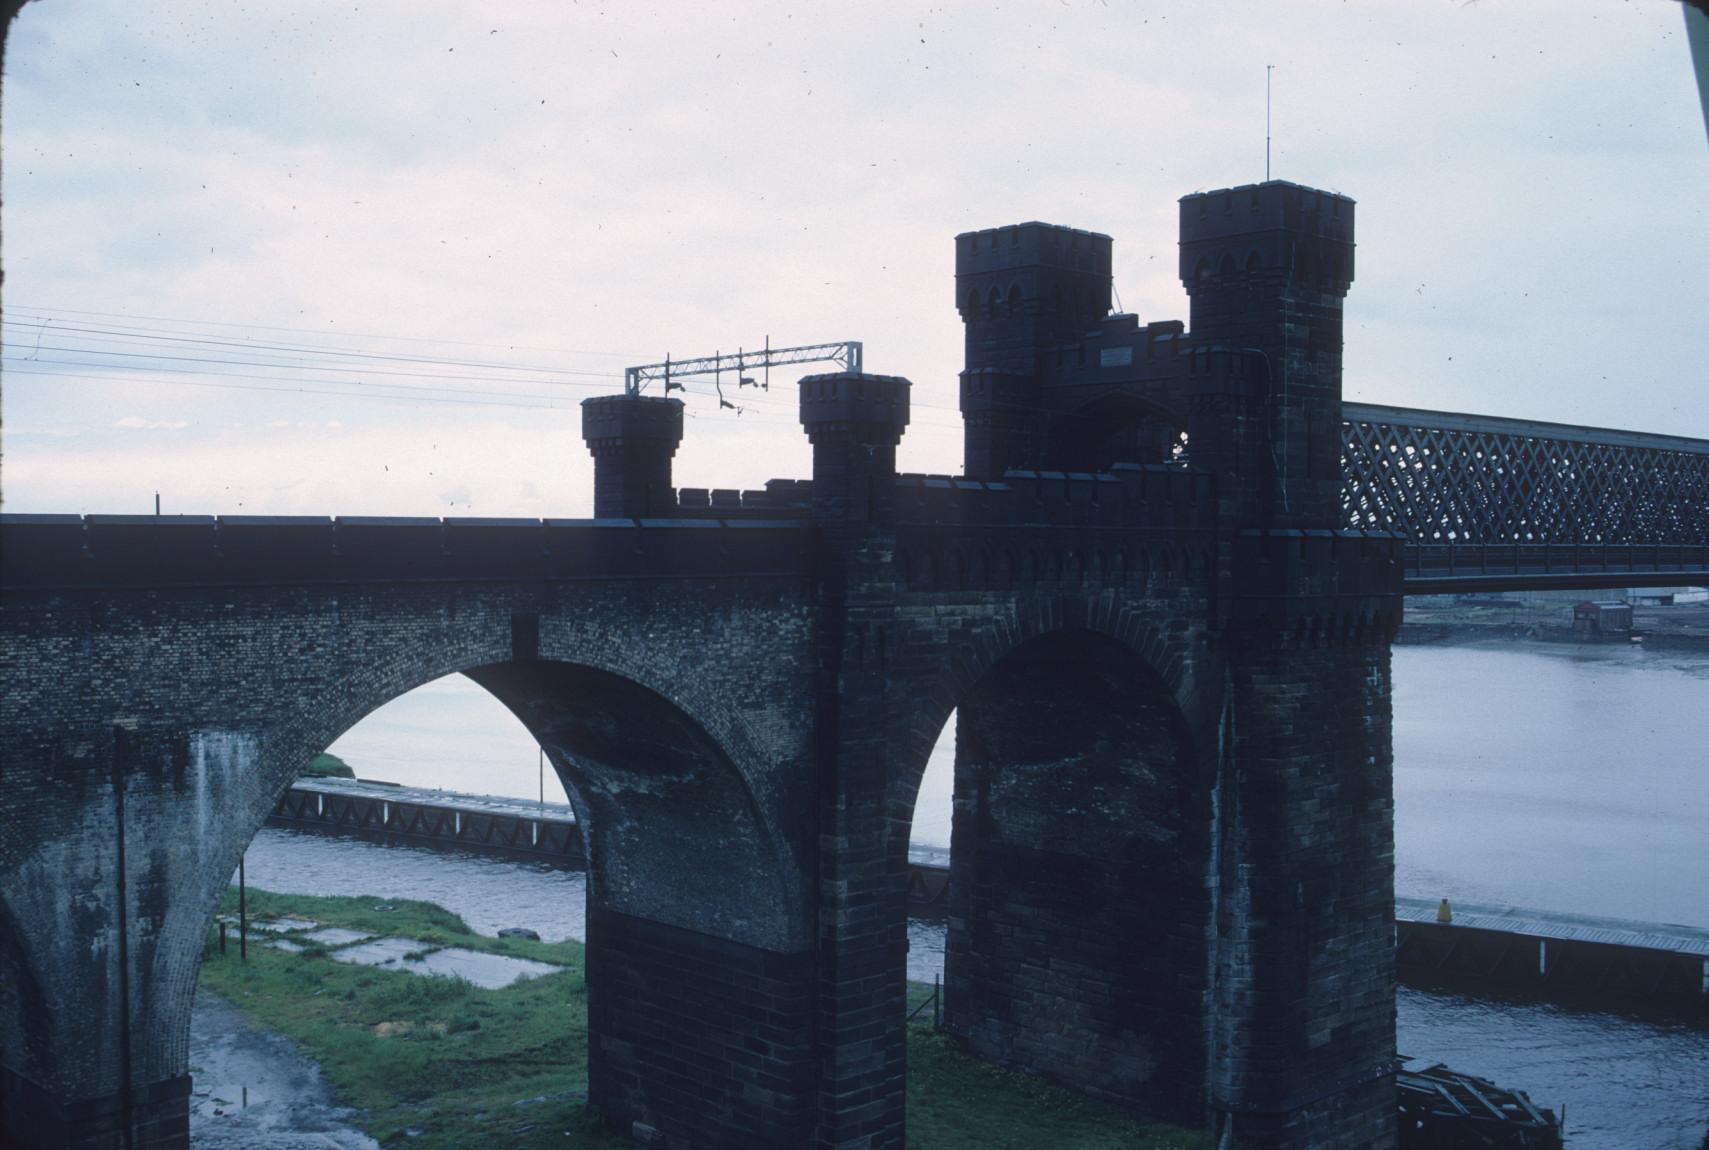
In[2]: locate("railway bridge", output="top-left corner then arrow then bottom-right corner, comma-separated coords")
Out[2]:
3,179 -> 1705,1150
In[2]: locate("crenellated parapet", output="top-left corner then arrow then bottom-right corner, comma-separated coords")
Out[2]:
1178,181 -> 1355,305
581,394 -> 685,519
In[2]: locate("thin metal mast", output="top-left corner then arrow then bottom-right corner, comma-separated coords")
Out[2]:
1266,65 -> 1273,181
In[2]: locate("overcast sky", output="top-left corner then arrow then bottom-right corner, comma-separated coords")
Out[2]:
4,0 -> 1706,519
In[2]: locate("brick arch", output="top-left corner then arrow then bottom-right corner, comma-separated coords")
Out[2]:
886,603 -> 1215,1121
124,627 -> 805,1126
890,597 -> 1204,822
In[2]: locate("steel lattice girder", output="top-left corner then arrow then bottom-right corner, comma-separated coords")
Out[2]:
1341,404 -> 1709,548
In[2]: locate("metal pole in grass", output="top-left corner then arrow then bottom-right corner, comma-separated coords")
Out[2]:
239,853 -> 247,962
933,972 -> 942,1032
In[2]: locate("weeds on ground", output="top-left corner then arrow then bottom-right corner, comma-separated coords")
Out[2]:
202,887 -> 1215,1149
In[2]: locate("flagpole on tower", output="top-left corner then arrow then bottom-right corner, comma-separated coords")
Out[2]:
1266,64 -> 1273,181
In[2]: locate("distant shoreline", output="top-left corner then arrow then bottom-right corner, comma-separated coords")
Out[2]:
1397,601 -> 1709,652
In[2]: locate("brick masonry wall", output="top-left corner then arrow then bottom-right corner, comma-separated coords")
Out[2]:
586,907 -> 815,1149
946,629 -> 1212,1121
0,563 -> 815,1147
3,454 -> 1401,1150
1210,619 -> 1398,1150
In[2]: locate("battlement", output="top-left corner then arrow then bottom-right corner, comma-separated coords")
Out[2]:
797,371 -> 912,441
1179,180 -> 1355,292
581,394 -> 685,446
672,482 -> 812,518
955,221 -> 1112,275
1179,180 -> 1354,241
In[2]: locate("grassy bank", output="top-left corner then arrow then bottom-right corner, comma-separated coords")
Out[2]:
303,751 -> 356,778
200,888 -> 1212,1149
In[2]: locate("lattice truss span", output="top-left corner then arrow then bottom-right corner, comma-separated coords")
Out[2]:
1341,404 -> 1709,547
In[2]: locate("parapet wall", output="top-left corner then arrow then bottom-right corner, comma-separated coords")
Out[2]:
0,514 -> 809,590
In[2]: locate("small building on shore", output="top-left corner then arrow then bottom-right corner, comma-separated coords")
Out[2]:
1627,586 -> 1709,607
1572,600 -> 1633,638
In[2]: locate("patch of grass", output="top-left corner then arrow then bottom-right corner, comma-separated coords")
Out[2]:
905,1027 -> 1217,1149
202,888 -> 1211,1149
202,891 -> 607,1149
303,752 -> 356,778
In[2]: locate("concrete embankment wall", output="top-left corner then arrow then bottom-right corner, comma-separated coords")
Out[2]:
270,784 -> 1707,1011
268,782 -> 583,865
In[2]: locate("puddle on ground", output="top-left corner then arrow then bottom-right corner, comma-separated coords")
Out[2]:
235,916 -> 320,934
328,937 -> 562,989
190,989 -> 378,1149
300,927 -> 374,947
267,939 -> 306,953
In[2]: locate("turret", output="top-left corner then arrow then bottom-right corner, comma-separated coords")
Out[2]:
581,395 -> 684,519
956,223 -> 1112,479
798,372 -> 911,527
1179,181 -> 1355,525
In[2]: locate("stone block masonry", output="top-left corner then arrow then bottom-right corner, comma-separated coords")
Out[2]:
2,178 -> 1404,1150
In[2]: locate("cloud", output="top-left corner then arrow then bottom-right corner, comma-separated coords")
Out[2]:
3,0 -> 1706,524
114,416 -> 190,430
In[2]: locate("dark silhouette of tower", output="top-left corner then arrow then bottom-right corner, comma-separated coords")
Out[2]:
955,179 -> 1355,532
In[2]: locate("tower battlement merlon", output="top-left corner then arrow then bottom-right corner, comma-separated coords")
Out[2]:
955,221 -> 1113,276
1178,180 -> 1356,296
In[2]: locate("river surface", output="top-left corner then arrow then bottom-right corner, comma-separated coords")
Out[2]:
212,637 -> 1709,1147
329,638 -> 1709,929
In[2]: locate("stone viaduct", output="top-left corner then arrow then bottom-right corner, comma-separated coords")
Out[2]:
3,180 -> 1409,1149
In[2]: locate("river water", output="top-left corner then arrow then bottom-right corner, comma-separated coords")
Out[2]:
223,637 -> 1709,1147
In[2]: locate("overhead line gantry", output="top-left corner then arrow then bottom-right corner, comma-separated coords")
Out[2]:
623,339 -> 863,406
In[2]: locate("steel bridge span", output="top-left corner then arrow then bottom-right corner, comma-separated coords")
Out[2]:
1344,403 -> 1709,594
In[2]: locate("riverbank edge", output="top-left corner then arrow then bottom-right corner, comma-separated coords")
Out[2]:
1398,621 -> 1709,650
198,887 -> 1217,1150
1397,600 -> 1709,650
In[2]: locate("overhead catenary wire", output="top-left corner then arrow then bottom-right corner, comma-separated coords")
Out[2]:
5,302 -> 647,361
2,316 -> 629,380
0,364 -> 595,414
4,336 -> 627,388
2,309 -> 968,426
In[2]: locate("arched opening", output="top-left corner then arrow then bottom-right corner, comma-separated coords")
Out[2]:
902,628 -> 1210,1120
179,654 -> 807,1147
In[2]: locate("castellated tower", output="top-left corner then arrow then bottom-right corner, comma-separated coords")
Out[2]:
955,222 -> 1112,479
1179,181 -> 1355,528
